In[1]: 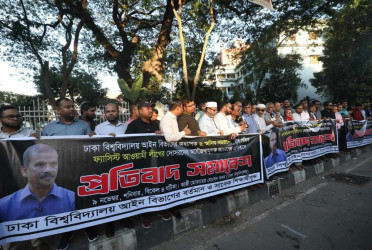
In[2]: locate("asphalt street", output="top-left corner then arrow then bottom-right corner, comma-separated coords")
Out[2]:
152,153 -> 372,250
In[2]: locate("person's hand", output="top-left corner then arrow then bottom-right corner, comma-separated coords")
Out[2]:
155,130 -> 162,135
230,133 -> 237,140
30,133 -> 40,139
218,130 -> 224,136
89,131 -> 96,137
183,127 -> 191,135
200,131 -> 207,137
109,133 -> 116,137
276,112 -> 280,119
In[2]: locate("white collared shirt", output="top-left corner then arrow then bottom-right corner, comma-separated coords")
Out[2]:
254,114 -> 273,133
198,114 -> 220,135
214,112 -> 241,135
160,111 -> 185,142
95,120 -> 127,135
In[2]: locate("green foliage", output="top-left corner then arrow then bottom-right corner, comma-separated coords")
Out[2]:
311,0 -> 372,104
173,80 -> 225,105
0,91 -> 43,107
146,77 -> 171,104
118,75 -> 148,104
33,67 -> 108,104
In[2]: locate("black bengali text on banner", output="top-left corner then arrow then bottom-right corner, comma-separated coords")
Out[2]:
0,134 -> 263,245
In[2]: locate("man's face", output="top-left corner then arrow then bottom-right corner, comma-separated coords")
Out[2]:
267,104 -> 274,113
22,150 -> 58,188
274,103 -> 281,113
105,104 -> 119,122
309,106 -> 316,113
243,104 -> 252,114
225,104 -> 232,115
207,107 -> 218,118
85,107 -> 96,120
252,105 -> 257,113
256,107 -> 265,117
327,103 -> 333,111
283,100 -> 290,108
295,105 -> 303,114
0,108 -> 22,128
342,102 -> 347,109
333,106 -> 338,113
269,133 -> 277,152
57,100 -> 75,119
337,105 -> 342,112
184,101 -> 196,114
315,102 -> 320,110
139,106 -> 153,120
301,101 -> 308,109
235,102 -> 242,112
232,105 -> 240,116
151,112 -> 158,121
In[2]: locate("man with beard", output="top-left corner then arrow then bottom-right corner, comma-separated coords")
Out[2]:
95,103 -> 127,136
42,98 -> 92,136
80,102 -> 97,131
178,98 -> 206,137
264,131 -> 286,169
126,101 -> 161,134
254,104 -> 273,133
214,102 -> 245,138
280,99 -> 295,116
198,102 -> 224,136
0,105 -> 39,139
321,101 -> 336,120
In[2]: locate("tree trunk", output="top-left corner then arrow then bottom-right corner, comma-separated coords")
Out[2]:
142,0 -> 175,88
43,61 -> 56,110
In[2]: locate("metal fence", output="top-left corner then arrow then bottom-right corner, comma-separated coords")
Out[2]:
18,99 -> 131,132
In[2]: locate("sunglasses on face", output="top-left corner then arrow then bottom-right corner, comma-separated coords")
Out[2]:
257,109 -> 265,112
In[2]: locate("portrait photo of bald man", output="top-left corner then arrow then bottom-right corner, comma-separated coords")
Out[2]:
0,143 -> 75,222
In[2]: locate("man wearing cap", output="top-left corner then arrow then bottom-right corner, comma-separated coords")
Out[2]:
95,103 -> 127,136
254,104 -> 273,133
214,102 -> 245,138
178,98 -> 206,137
160,99 -> 191,142
125,101 -> 161,134
198,102 -> 224,136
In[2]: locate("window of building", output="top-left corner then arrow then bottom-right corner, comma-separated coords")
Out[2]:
310,55 -> 319,64
309,31 -> 318,40
217,74 -> 226,80
227,73 -> 236,79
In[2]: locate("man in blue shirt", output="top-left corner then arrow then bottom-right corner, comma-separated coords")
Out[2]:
42,98 -> 93,136
264,130 -> 287,169
242,101 -> 260,134
0,144 -> 74,222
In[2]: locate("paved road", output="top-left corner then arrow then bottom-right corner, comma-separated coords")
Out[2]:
153,153 -> 372,250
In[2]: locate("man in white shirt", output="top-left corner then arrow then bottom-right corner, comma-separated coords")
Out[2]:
264,102 -> 283,128
292,104 -> 304,122
214,102 -> 245,139
198,102 -> 224,136
300,99 -> 310,121
160,99 -> 191,142
254,104 -> 273,133
95,103 -> 127,136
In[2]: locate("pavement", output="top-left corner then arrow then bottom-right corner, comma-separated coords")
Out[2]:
151,152 -> 372,250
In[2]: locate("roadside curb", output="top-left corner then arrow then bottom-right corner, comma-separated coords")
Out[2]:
88,145 -> 372,250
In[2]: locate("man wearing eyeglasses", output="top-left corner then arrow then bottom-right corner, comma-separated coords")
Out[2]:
254,104 -> 273,133
178,98 -> 206,137
198,102 -> 224,136
0,105 -> 40,139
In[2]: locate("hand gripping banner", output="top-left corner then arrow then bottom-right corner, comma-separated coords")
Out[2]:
0,134 -> 263,244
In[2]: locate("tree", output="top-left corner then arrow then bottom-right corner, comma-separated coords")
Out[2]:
33,67 -> 108,105
311,0 -> 372,103
0,0 -> 86,108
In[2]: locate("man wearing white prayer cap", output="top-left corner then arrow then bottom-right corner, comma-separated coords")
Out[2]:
254,103 -> 273,133
198,102 -> 224,136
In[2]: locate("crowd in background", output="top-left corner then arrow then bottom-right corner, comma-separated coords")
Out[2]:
0,97 -> 371,249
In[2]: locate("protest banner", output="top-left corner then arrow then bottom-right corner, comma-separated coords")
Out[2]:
0,134 -> 263,244
262,120 -> 339,178
345,119 -> 372,148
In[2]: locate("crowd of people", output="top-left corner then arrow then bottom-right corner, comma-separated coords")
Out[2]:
0,97 -> 371,249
